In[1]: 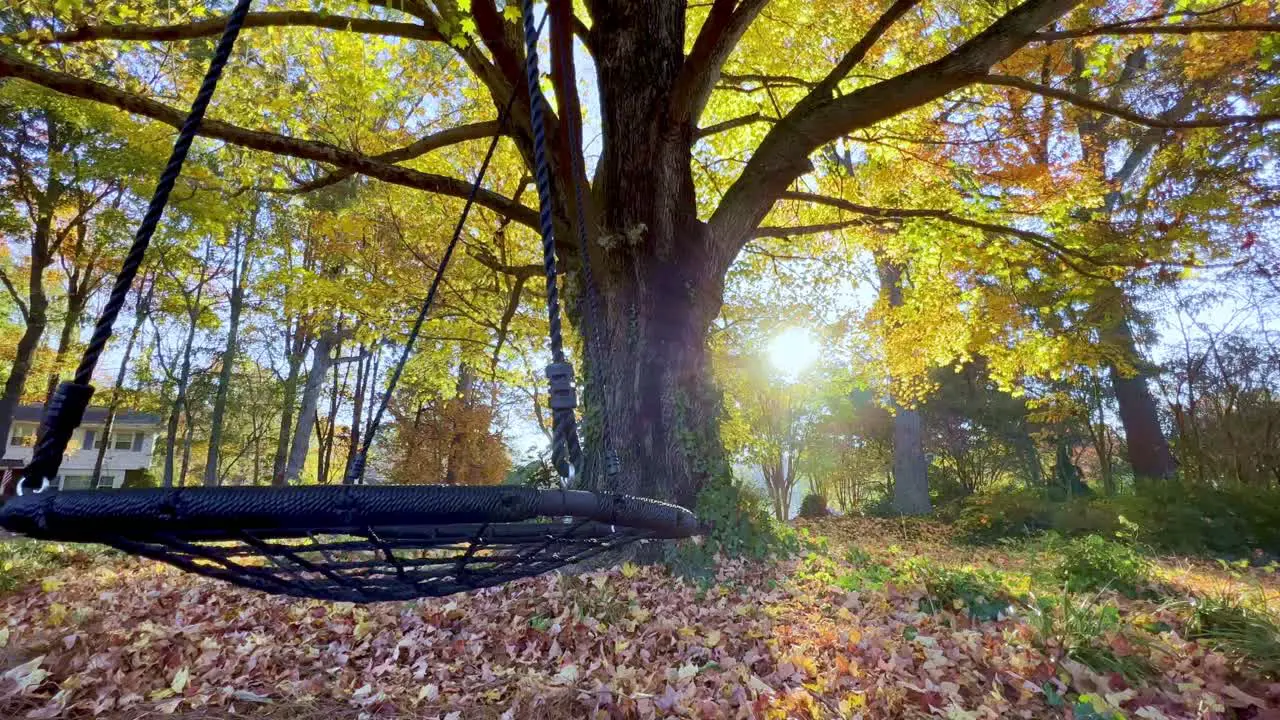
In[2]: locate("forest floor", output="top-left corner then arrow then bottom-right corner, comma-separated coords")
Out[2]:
0,517 -> 1277,719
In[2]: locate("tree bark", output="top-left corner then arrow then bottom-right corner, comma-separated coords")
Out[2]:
204,209 -> 257,486
876,257 -> 932,515
1104,315 -> 1177,481
162,256 -> 210,488
285,331 -> 335,483
0,179 -> 58,451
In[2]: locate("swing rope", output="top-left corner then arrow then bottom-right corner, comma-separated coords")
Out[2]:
343,13 -> 545,485
23,0 -> 255,490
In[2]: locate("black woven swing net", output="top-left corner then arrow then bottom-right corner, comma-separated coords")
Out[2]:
0,485 -> 699,602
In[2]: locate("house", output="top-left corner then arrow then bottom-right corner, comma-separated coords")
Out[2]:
2,404 -> 163,490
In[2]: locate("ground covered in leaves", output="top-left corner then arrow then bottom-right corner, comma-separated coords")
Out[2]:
1,518 -> 1278,719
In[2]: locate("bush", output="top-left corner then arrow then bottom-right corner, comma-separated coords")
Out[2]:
955,484 -> 1280,558
918,565 -> 1017,621
1054,536 -> 1151,595
797,493 -> 829,518
668,475 -> 800,579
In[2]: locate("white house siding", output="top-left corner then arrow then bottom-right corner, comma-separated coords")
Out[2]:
4,413 -> 160,490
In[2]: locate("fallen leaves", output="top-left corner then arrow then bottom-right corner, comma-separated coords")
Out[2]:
0,521 -> 1275,719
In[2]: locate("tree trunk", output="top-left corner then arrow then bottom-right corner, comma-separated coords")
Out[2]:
204,211 -> 256,486
1104,316 -> 1177,481
285,332 -> 335,483
876,257 -> 931,515
42,285 -> 87,407
343,345 -> 369,478
570,3 -> 728,509
93,278 -> 154,486
0,206 -> 55,452
163,294 -> 204,487
272,328 -> 307,485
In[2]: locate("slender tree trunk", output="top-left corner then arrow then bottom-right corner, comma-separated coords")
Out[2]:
163,290 -> 205,488
272,328 -> 307,485
178,411 -> 195,485
285,332 -> 335,483
92,278 -> 154,486
444,362 -> 474,485
42,289 -> 87,406
1104,316 -> 1177,482
343,345 -> 369,478
204,210 -> 257,486
876,257 -> 931,515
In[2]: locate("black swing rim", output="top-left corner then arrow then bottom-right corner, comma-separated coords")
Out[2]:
0,485 -> 702,542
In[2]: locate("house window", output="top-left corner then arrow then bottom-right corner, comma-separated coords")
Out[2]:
9,425 -> 34,447
90,431 -> 139,451
95,474 -> 116,489
113,432 -> 135,451
61,474 -> 94,491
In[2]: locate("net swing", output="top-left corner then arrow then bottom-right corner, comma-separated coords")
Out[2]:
0,0 -> 700,603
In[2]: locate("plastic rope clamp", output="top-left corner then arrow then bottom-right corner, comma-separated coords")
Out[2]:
545,362 -> 577,411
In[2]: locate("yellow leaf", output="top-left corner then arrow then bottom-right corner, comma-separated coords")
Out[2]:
704,629 -> 722,648
620,562 -> 639,579
171,667 -> 189,694
42,578 -> 63,593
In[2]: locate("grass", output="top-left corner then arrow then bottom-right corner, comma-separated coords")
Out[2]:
1180,593 -> 1280,678
0,537 -> 118,594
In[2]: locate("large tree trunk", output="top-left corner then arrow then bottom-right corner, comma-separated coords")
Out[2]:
0,206 -> 55,451
204,212 -> 256,487
285,332 -> 335,483
876,257 -> 931,515
572,3 -> 727,509
1104,315 -> 1177,482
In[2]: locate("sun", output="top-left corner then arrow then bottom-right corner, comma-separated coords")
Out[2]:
767,327 -> 820,379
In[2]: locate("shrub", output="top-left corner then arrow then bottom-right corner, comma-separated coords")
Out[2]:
668,475 -> 800,578
917,565 -> 1017,621
797,493 -> 829,519
955,490 -> 1055,542
1054,536 -> 1151,595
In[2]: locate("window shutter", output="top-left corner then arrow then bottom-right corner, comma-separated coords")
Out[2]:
83,430 -> 95,451
132,433 -> 143,452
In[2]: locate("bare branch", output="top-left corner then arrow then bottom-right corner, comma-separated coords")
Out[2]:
279,121 -> 503,194
697,112 -> 772,138
983,74 -> 1280,129
0,265 -> 29,321
14,11 -> 443,46
1034,22 -> 1280,41
0,54 -> 538,229
719,72 -> 817,89
670,0 -> 772,127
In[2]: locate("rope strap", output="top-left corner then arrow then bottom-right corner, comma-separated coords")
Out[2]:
23,0 -> 255,488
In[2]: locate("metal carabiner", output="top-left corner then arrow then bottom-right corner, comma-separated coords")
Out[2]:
16,476 -> 51,496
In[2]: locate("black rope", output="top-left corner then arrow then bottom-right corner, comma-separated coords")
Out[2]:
549,4 -> 614,478
345,15 -> 547,485
23,0 -> 254,487
522,0 -> 583,479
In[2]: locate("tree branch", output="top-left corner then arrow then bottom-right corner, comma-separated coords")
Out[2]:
1033,22 -> 1280,41
0,265 -> 29,321
697,111 -> 772,138
0,55 -> 538,229
15,11 -> 443,45
753,219 -> 876,238
670,0 -> 772,128
278,120 -> 503,194
809,0 -> 921,101
983,74 -> 1280,129
709,0 -> 1084,261
780,190 -> 1107,268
